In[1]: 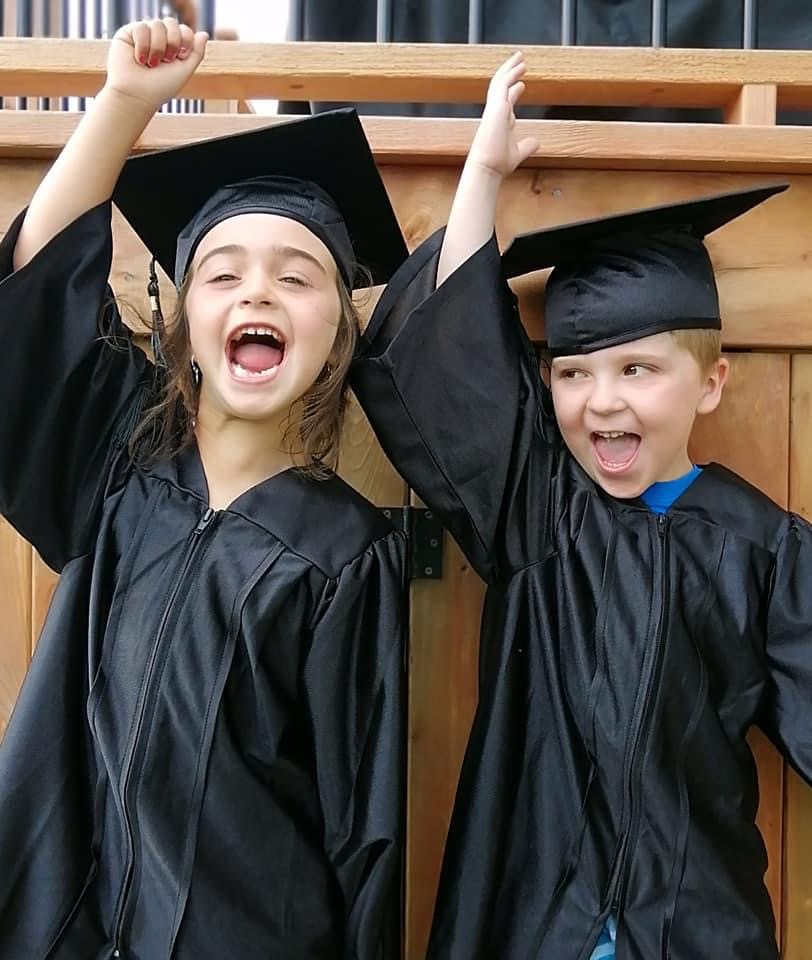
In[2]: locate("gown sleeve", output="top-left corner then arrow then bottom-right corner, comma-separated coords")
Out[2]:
761,512 -> 812,783
350,228 -> 557,583
0,201 -> 148,572
303,530 -> 406,960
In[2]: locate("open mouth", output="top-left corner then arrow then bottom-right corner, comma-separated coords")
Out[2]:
226,324 -> 286,380
591,430 -> 641,472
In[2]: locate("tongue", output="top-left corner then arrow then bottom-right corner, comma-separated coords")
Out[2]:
233,342 -> 283,373
594,434 -> 640,465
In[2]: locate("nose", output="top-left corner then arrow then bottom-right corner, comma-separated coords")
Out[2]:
585,376 -> 627,416
239,266 -> 274,308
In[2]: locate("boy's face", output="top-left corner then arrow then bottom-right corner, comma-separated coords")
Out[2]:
550,332 -> 729,499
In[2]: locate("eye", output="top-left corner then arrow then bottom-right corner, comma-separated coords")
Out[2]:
209,272 -> 238,284
557,367 -> 586,380
279,274 -> 309,287
624,363 -> 653,376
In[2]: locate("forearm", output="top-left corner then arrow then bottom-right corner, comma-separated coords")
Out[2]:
437,161 -> 503,288
14,86 -> 156,270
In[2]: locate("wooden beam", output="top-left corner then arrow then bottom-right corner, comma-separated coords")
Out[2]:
2,40 -> 812,109
724,84 -> 778,125
2,111 -> 812,174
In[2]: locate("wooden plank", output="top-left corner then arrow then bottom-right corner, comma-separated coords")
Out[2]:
31,553 -> 59,655
784,354 -> 812,958
3,40 -> 812,109
495,169 -> 812,350
0,520 -> 32,743
5,113 -> 812,176
689,352 -> 790,932
724,83 -> 778,126
406,504 -> 483,960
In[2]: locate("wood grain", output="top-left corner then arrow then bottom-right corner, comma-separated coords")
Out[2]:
0,519 -> 31,742
2,40 -> 812,109
4,113 -> 812,176
724,84 -> 778,126
406,496 -> 484,959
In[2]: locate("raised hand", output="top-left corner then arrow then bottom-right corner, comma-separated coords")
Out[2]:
106,18 -> 208,109
468,52 -> 538,179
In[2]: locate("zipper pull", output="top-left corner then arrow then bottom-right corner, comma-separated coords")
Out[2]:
195,507 -> 215,534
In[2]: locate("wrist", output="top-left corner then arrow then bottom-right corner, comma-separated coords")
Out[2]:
463,157 -> 507,183
97,83 -> 162,120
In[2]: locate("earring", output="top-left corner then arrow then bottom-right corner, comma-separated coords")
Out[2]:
191,357 -> 202,387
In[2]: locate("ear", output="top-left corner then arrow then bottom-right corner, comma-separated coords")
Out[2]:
695,356 -> 730,416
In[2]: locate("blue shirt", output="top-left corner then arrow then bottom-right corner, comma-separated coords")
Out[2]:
589,466 -> 702,959
640,464 -> 703,515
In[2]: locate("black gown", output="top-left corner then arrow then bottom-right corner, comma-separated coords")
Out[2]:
350,231 -> 812,960
0,204 -> 406,960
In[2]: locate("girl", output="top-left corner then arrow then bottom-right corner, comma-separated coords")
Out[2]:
0,18 -> 405,960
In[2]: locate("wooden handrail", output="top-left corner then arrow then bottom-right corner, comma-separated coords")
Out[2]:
1,39 -> 812,110
2,111 -> 812,173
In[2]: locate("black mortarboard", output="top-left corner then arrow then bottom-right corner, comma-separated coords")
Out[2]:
112,108 -> 408,290
501,183 -> 788,355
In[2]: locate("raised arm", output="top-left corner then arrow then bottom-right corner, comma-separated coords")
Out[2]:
13,18 -> 207,270
436,51 -> 538,286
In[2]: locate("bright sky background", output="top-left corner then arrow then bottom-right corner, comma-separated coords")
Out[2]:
215,0 -> 290,113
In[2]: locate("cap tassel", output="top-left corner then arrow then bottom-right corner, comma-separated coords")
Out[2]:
148,257 -> 168,370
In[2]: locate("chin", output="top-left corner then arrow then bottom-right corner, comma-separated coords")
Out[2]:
580,459 -> 648,500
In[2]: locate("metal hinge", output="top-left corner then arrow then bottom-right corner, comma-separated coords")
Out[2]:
380,506 -> 444,580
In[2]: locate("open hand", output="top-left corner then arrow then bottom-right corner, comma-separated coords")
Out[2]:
469,52 -> 538,178
106,18 -> 208,110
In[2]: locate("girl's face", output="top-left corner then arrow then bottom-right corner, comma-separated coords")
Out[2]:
185,212 -> 342,431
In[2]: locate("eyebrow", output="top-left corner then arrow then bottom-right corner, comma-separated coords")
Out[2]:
196,242 -> 329,276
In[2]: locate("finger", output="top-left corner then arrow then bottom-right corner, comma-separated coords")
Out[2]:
146,19 -> 168,68
161,17 -> 182,61
497,51 -> 524,75
124,22 -> 151,65
182,31 -> 209,69
176,23 -> 196,59
516,136 -> 539,165
507,80 -> 526,107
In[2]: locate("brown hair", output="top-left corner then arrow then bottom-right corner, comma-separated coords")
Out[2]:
669,328 -> 722,373
128,268 -> 362,479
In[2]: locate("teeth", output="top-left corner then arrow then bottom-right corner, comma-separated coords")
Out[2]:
233,324 -> 282,342
596,431 -> 627,439
231,361 -> 277,378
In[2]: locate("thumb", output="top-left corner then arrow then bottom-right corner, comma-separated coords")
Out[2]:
517,136 -> 539,165
185,31 -> 209,68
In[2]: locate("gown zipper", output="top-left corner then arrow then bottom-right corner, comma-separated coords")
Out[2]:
110,506 -> 216,958
607,513 -> 670,928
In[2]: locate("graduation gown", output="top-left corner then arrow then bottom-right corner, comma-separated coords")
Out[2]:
0,204 -> 406,960
350,231 -> 812,960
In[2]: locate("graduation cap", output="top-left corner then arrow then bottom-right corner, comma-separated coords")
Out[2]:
501,183 -> 788,355
112,108 -> 408,290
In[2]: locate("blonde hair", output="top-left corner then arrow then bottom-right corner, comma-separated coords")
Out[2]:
128,268 -> 362,479
669,328 -> 722,373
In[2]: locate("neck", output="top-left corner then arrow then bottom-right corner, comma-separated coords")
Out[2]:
194,406 -> 301,510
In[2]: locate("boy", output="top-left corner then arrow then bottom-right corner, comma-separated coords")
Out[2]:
351,54 -> 812,958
